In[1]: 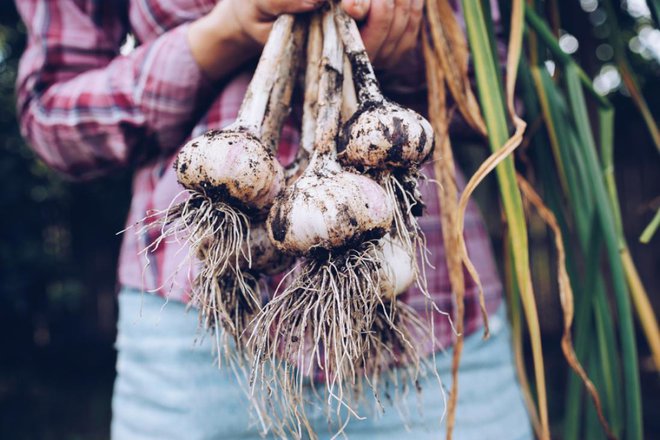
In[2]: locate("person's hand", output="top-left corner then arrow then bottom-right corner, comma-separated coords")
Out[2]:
341,0 -> 424,69
188,0 -> 321,81
189,0 -> 422,81
221,0 -> 324,46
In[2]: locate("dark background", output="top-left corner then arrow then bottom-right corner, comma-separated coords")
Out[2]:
0,1 -> 658,439
0,3 -> 130,439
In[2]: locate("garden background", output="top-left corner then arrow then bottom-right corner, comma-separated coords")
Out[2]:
0,0 -> 658,438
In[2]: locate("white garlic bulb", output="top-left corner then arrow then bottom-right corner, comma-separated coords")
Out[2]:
377,234 -> 415,300
268,158 -> 393,254
339,101 -> 434,170
175,130 -> 284,212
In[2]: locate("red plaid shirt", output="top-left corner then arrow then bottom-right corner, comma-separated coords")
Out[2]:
16,0 -> 502,349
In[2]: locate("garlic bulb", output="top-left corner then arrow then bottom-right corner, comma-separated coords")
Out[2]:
339,100 -> 434,170
334,7 -> 433,170
175,130 -> 284,212
378,234 -> 415,300
239,222 -> 292,275
268,156 -> 393,254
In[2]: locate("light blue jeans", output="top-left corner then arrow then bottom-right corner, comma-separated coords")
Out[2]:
111,288 -> 532,439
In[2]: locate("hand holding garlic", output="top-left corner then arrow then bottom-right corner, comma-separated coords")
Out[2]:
146,3 -> 437,437
188,0 -> 424,81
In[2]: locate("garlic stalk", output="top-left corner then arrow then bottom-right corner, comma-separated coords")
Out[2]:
284,13 -> 322,183
262,16 -> 307,154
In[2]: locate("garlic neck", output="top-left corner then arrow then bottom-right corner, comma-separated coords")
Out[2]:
341,55 -> 359,120
261,19 -> 306,153
334,7 -> 384,105
301,13 -> 323,159
235,14 -> 295,134
313,5 -> 344,157
308,149 -> 340,172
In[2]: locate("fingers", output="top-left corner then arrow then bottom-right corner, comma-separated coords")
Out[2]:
249,0 -> 324,44
341,0 -> 371,21
250,0 -> 421,67
376,0 -> 412,64
382,0 -> 422,68
357,0 -> 396,63
258,0 -> 324,19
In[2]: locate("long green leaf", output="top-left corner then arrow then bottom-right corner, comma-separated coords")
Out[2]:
461,1 -> 549,439
640,208 -> 660,243
564,64 -> 642,440
522,18 -> 630,438
524,11 -> 644,436
599,96 -> 660,371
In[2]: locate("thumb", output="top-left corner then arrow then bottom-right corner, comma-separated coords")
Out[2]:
341,0 -> 371,21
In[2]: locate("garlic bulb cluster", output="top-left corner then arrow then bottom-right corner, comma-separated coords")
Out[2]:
246,7 -> 436,437
139,5 -> 439,438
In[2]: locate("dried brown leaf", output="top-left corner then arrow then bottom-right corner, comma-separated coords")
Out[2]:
517,175 -> 616,440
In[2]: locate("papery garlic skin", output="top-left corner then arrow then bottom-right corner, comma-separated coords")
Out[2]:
267,160 -> 394,254
175,129 -> 284,212
339,101 -> 434,170
378,235 -> 415,300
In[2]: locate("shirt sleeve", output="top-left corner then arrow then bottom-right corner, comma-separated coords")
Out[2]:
16,1 -> 215,180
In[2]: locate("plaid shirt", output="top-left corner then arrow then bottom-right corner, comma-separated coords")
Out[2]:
16,0 -> 502,350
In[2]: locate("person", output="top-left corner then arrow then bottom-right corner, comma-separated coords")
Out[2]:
16,0 -> 532,438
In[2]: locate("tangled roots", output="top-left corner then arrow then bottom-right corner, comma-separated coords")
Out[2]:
356,301 -> 434,413
246,241 -> 440,438
247,241 -> 387,436
196,267 -> 262,363
134,191 -> 259,357
136,191 -> 251,273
